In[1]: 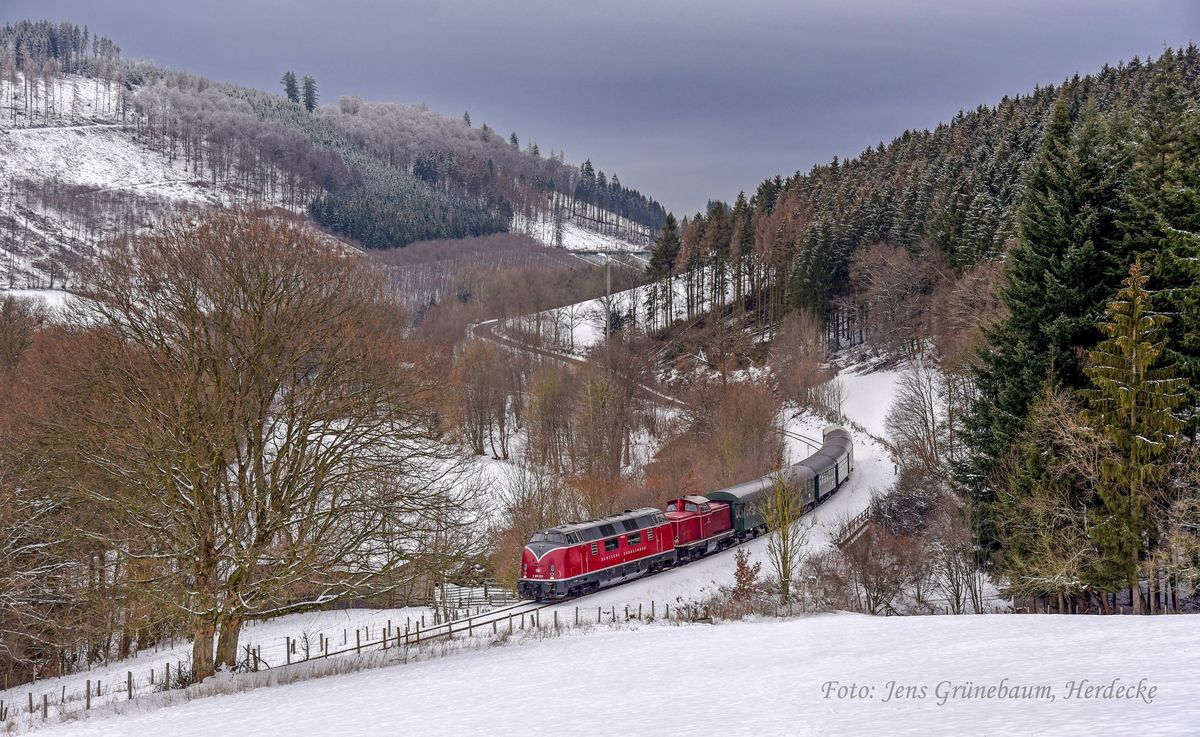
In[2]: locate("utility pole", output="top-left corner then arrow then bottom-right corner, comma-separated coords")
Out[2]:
605,254 -> 612,354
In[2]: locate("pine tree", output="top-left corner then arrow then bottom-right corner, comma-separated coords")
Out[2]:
281,70 -> 299,103
302,75 -> 318,113
1081,260 -> 1187,613
462,110 -> 471,127
509,131 -> 519,150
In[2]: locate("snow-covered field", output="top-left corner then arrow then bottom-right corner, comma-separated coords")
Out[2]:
27,613 -> 1198,737
0,607 -> 433,720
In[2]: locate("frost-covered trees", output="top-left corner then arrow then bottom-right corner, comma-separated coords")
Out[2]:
281,70 -> 299,103
302,74 -> 318,112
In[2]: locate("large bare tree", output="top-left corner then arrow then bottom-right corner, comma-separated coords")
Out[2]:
45,211 -> 478,680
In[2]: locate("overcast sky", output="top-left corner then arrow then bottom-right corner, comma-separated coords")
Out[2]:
2,1 -> 1197,214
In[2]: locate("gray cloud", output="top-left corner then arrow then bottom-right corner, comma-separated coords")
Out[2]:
3,0 -> 1196,214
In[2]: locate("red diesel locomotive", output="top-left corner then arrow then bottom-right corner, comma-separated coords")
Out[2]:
518,426 -> 854,600
518,508 -> 675,599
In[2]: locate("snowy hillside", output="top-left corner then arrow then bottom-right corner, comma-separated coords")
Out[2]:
512,205 -> 652,253
25,613 -> 1199,737
0,74 -> 229,287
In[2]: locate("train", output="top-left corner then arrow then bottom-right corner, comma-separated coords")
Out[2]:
517,426 -> 854,600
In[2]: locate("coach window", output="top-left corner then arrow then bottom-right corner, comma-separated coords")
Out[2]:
627,531 -> 642,546
604,538 -> 619,552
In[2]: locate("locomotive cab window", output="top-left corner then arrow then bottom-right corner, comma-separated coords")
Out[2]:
684,502 -> 700,512
627,532 -> 642,546
604,538 -> 619,552
666,501 -> 678,512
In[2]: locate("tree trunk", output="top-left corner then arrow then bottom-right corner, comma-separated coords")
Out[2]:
1148,565 -> 1159,614
1130,555 -> 1144,615
215,615 -> 243,670
191,622 -> 215,682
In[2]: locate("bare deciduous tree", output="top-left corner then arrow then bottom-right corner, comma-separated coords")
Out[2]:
45,211 -> 480,680
759,472 -> 814,605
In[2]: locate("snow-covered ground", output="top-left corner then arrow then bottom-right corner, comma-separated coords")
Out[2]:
514,208 -> 651,253
0,607 -> 434,720
27,613 -> 1199,737
501,272 -> 721,357
0,125 -> 216,204
0,288 -> 77,313
837,364 -> 904,439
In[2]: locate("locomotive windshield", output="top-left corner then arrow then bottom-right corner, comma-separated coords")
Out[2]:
529,531 -> 567,545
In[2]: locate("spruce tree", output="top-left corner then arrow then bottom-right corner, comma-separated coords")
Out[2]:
281,70 -> 299,103
1081,260 -> 1187,613
646,214 -> 680,327
961,94 -> 1131,554
1119,54 -> 1200,431
302,75 -> 318,113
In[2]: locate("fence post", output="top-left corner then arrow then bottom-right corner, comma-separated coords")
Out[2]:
28,692 -> 32,714
652,601 -> 655,618
355,630 -> 361,655
638,604 -> 642,620
286,637 -> 291,665
165,662 -> 170,687
42,694 -> 47,720
85,682 -> 90,710
492,620 -> 497,636
575,607 -> 579,626
127,671 -> 132,699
